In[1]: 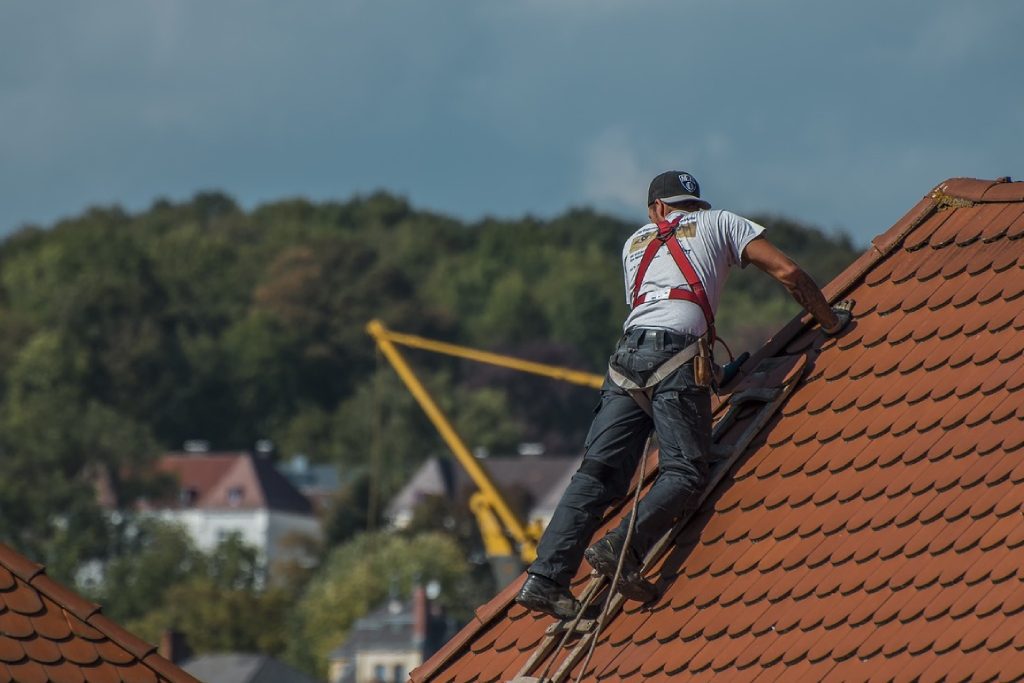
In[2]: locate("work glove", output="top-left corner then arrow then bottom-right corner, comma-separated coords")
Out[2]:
822,300 -> 854,337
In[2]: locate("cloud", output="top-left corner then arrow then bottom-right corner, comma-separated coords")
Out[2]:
580,128 -> 651,208
0,0 -> 1021,240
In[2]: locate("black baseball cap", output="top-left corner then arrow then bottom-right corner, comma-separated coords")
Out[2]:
647,171 -> 711,209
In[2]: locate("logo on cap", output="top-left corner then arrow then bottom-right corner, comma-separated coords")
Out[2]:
678,173 -> 698,194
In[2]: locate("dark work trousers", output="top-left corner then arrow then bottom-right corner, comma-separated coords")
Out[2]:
530,327 -> 712,587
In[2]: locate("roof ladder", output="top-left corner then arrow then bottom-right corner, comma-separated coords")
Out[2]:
509,353 -> 809,683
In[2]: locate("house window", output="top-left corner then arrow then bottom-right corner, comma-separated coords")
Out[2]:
393,664 -> 405,683
180,487 -> 198,506
373,664 -> 387,682
227,486 -> 244,506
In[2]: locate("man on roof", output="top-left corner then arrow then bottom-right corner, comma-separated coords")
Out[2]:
516,170 -> 853,619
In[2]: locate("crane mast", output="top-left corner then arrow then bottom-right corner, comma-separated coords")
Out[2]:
366,319 -> 603,586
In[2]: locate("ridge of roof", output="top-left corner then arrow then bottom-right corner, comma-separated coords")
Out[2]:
0,542 -> 202,683
746,176 -> 1023,376
412,176 -> 1024,682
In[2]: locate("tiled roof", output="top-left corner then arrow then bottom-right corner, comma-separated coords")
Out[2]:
411,177 -> 1024,682
0,543 -> 201,683
154,452 -> 313,514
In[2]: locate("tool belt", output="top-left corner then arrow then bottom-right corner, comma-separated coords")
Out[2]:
607,329 -> 714,414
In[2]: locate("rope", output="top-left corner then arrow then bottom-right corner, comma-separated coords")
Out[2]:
534,433 -> 653,683
715,335 -> 735,363
572,432 -> 653,683
535,574 -> 602,683
367,349 -> 383,532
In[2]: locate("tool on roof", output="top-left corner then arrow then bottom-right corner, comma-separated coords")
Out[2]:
510,353 -> 808,682
366,320 -> 603,589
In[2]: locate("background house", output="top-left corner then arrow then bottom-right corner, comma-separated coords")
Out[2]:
144,451 -> 322,579
278,453 -> 345,514
385,452 -> 581,530
328,585 -> 458,683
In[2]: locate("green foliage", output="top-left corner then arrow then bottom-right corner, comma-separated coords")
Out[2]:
0,190 -> 858,670
285,531 -> 478,677
0,191 -> 857,471
95,519 -> 206,624
130,577 -> 292,656
95,521 -> 291,657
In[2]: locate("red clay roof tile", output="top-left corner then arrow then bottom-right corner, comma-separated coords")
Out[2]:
0,543 -> 199,683
44,661 -> 87,683
415,178 -> 1024,682
7,660 -> 49,683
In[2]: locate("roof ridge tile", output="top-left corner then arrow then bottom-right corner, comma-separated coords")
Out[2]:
0,545 -> 45,583
936,177 -> 1022,204
28,575 -> 101,622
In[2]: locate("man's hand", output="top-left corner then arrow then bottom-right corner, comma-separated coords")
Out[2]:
822,300 -> 854,336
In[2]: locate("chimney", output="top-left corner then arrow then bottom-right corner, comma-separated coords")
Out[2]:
159,629 -> 191,665
412,584 -> 428,650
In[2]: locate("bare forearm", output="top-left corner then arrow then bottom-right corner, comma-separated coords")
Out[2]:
743,237 -> 843,332
784,269 -> 838,329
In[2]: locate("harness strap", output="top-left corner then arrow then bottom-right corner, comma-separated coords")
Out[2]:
606,341 -> 700,393
630,215 -> 716,341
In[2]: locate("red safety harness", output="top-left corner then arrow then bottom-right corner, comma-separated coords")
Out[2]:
630,214 -> 716,343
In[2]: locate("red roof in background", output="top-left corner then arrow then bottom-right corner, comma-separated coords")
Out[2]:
0,543 -> 200,683
154,452 -> 313,515
413,177 -> 1024,682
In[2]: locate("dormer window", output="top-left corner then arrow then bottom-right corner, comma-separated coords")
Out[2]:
228,486 -> 244,506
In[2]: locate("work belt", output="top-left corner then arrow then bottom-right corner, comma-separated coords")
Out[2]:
607,328 -> 713,415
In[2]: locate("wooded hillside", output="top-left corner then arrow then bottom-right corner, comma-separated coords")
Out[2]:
0,191 -> 858,576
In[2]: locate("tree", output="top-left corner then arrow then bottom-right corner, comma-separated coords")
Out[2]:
0,330 -> 159,580
130,577 -> 293,656
97,524 -> 293,657
92,519 -> 206,624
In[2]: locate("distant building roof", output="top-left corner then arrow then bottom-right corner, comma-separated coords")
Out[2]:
0,542 -> 200,683
151,452 -> 313,515
529,455 -> 584,523
386,454 -> 580,525
182,653 -> 321,683
277,455 -> 343,513
413,178 -> 1024,682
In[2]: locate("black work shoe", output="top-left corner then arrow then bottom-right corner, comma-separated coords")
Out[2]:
584,536 -> 659,603
515,574 -> 581,620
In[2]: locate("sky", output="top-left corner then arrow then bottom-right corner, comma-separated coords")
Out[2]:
1,1 -> 1021,245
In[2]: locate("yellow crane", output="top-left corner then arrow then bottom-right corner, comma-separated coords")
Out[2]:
366,319 -> 603,586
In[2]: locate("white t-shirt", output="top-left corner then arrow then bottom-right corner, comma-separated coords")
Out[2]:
621,209 -> 766,336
